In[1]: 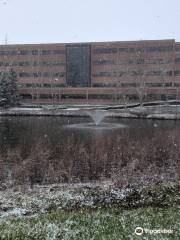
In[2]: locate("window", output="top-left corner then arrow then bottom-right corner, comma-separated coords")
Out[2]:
118,48 -> 129,52
53,72 -> 65,77
42,72 -> 65,78
0,50 -> 17,56
126,94 -> 139,100
18,61 -> 65,67
43,83 -> 65,88
174,70 -> 180,76
19,72 -> 41,77
41,50 -> 52,55
146,46 -> 173,52
92,83 -> 117,87
18,50 -> 38,56
39,94 -> 52,99
19,73 -> 33,77
175,58 -> 180,63
129,48 -> 135,53
175,47 -> 180,52
145,59 -> 172,64
20,94 -> 32,99
19,72 -> 65,78
174,83 -> 180,87
61,94 -> 86,99
19,62 -> 31,66
92,58 -> 173,66
146,70 -> 172,76
88,94 -> 113,99
0,62 -> 17,66
146,83 -> 163,87
93,60 -> 115,65
121,83 -> 138,87
21,83 -> 66,88
41,50 -> 65,55
42,83 -> 51,88
93,72 -> 112,77
25,83 -> 33,88
42,61 -> 65,66
147,94 -> 162,100
166,94 -> 176,100
52,50 -> 65,54
165,82 -> 172,87
136,59 -> 144,64
93,48 -> 118,54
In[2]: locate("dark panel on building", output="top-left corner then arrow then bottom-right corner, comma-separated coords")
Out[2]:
66,44 -> 91,87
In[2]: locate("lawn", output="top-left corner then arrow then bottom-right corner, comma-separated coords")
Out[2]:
0,206 -> 179,240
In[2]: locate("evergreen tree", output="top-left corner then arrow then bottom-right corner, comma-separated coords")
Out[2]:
0,69 -> 19,107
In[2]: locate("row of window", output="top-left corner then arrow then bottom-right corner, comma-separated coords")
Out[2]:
92,82 -> 173,88
21,93 -> 176,101
0,49 -> 65,56
1,59 -> 179,68
93,46 -> 173,54
93,58 -> 173,65
19,82 -> 173,88
0,58 -> 178,68
0,45 -> 174,56
93,70 -> 173,77
22,93 -> 122,100
19,82 -> 174,89
19,72 -> 65,78
0,61 -> 65,67
19,83 -> 66,88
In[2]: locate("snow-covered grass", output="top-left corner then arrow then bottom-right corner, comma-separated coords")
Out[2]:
0,182 -> 179,220
0,206 -> 179,240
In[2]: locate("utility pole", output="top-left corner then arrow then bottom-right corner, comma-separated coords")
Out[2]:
5,34 -> 8,44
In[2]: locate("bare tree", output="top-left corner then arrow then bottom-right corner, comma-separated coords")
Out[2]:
132,48 -> 147,106
159,67 -> 168,102
113,49 -> 130,106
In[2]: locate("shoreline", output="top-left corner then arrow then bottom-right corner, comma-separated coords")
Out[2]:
1,104 -> 180,120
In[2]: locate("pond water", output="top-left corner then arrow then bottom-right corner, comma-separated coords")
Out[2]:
0,116 -> 179,149
0,116 -> 179,183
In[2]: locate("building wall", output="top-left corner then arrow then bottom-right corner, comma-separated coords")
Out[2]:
0,39 -> 180,105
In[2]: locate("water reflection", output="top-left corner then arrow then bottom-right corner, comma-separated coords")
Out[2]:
0,116 -> 179,153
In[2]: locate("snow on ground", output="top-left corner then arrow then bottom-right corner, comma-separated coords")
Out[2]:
0,181 -> 129,220
66,108 -> 80,110
9,108 -> 42,111
0,181 -> 178,221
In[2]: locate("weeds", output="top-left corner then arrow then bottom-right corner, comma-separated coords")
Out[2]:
0,130 -> 179,186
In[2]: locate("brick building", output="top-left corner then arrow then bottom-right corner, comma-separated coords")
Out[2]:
0,39 -> 180,105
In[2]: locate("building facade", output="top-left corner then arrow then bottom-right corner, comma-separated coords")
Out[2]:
0,39 -> 180,105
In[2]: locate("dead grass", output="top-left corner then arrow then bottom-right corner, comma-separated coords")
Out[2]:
0,130 -> 179,187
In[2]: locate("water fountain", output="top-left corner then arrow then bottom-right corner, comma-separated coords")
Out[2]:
65,109 -> 127,130
86,110 -> 107,126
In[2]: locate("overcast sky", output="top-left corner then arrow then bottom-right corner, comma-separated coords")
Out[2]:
0,0 -> 180,44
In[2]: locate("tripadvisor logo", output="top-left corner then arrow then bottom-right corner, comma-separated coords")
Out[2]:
135,227 -> 144,236
134,227 -> 173,236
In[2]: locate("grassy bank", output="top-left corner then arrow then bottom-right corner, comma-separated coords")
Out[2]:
0,183 -> 179,239
0,206 -> 179,240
